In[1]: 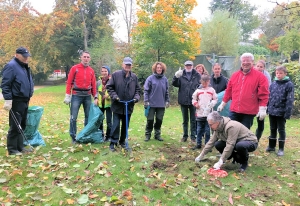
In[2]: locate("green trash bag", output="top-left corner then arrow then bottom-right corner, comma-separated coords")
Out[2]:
24,106 -> 46,146
76,104 -> 105,144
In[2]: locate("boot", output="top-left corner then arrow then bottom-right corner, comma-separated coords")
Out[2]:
266,137 -> 276,152
192,144 -> 201,150
145,120 -> 154,141
154,129 -> 163,141
277,140 -> 285,156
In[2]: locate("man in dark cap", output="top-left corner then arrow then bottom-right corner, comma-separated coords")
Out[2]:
106,57 -> 141,151
1,47 -> 34,155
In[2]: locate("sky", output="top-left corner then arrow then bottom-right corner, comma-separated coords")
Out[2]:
28,0 -> 293,41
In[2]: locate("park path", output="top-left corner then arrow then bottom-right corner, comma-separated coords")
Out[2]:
0,86 -> 47,100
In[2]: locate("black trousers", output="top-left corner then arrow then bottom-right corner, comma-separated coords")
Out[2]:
7,100 -> 29,153
214,140 -> 258,164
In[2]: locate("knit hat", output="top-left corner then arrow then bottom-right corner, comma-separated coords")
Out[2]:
102,66 -> 111,74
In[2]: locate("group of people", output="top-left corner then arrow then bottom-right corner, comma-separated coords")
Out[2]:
63,53 -> 141,152
1,48 -> 295,174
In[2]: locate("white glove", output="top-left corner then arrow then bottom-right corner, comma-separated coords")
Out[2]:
195,153 -> 204,163
165,102 -> 170,108
64,94 -> 71,105
213,159 -> 224,169
3,100 -> 12,111
217,101 -> 226,112
175,67 -> 183,78
257,106 -> 267,121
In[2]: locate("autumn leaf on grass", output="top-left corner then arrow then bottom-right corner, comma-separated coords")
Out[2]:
228,193 -> 233,205
122,190 -> 132,197
209,195 -> 219,203
66,199 -> 75,204
89,194 -> 98,199
282,200 -> 291,206
143,195 -> 150,203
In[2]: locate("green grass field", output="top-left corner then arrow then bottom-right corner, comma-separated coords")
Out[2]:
0,85 -> 299,206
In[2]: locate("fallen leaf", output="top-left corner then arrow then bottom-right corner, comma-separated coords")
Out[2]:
77,194 -> 89,204
89,194 -> 98,199
122,190 -> 132,197
282,200 -> 290,206
228,193 -> 233,205
143,195 -> 150,203
209,195 -> 219,203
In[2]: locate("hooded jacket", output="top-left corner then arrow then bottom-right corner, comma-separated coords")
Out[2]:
96,76 -> 111,108
223,68 -> 269,115
200,117 -> 258,162
172,69 -> 200,105
1,57 -> 34,101
267,76 -> 294,119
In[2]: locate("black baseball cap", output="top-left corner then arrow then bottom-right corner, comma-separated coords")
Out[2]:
16,47 -> 31,57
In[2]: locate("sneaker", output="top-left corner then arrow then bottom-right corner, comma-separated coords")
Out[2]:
240,162 -> 248,170
277,149 -> 284,156
192,145 -> 201,150
144,137 -> 150,142
266,146 -> 275,152
20,147 -> 33,154
191,139 -> 196,143
109,143 -> 116,152
9,151 -> 23,156
155,137 -> 164,141
181,138 -> 187,142
119,142 -> 126,149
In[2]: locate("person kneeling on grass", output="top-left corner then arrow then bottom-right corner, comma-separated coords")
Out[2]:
195,111 -> 258,172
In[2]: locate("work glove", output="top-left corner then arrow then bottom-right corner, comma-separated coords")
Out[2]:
175,67 -> 183,78
3,100 -> 12,111
165,102 -> 170,108
133,98 -> 138,103
195,152 -> 204,163
284,112 -> 290,120
213,159 -> 224,169
144,102 -> 149,109
217,101 -> 226,112
63,94 -> 71,105
256,106 -> 267,121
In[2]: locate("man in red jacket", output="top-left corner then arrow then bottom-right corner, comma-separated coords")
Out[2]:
217,53 -> 269,129
64,51 -> 97,143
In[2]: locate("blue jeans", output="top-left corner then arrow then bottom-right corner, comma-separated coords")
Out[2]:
69,95 -> 91,140
229,111 -> 255,129
110,112 -> 132,144
100,107 -> 112,138
180,105 -> 196,140
196,120 -> 210,145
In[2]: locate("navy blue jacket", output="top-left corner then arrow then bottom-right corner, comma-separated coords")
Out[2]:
106,69 -> 141,115
144,73 -> 169,108
267,77 -> 294,119
172,69 -> 200,105
1,58 -> 34,100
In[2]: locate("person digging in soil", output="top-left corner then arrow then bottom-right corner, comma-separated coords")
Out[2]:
195,111 -> 258,172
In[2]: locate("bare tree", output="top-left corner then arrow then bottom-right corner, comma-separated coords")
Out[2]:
120,0 -> 135,44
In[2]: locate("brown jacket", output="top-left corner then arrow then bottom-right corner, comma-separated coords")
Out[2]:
200,117 -> 258,162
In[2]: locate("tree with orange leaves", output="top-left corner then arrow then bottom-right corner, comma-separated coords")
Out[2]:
132,0 -> 201,72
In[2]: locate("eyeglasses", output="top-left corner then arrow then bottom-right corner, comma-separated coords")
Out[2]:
125,64 -> 132,66
208,122 -> 217,127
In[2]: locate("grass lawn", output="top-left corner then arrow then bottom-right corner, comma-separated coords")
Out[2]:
0,85 -> 299,206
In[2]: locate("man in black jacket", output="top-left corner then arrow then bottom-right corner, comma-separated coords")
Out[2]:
106,57 -> 141,151
172,61 -> 200,142
1,47 -> 34,155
